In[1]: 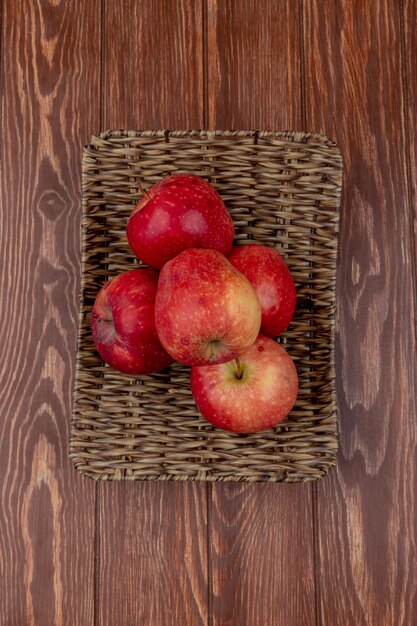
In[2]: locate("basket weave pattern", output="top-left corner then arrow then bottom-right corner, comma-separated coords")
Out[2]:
71,130 -> 342,482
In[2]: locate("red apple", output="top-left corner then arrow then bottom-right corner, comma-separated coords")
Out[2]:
228,244 -> 296,337
126,173 -> 235,269
91,269 -> 174,375
190,334 -> 298,433
155,248 -> 262,366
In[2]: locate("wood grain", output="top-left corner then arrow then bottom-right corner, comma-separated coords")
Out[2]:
207,0 -> 302,130
0,0 -> 100,624
104,0 -> 204,129
99,3 -> 208,625
99,483 -> 208,625
3,1 -> 416,624
303,1 -> 417,624
207,3 -> 316,625
211,484 -> 315,626
403,0 -> 417,256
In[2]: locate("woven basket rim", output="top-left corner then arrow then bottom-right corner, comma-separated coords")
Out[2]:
95,128 -> 340,148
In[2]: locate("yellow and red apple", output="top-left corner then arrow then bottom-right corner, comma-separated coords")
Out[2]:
190,334 -> 298,433
155,248 -> 262,366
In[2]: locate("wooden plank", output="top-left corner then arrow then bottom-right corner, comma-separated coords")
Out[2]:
303,1 -> 417,624
404,0 -> 417,246
211,483 -> 315,626
99,2 -> 208,625
104,0 -> 204,129
99,483 -> 208,625
207,0 -> 303,129
207,3 -> 316,625
0,0 -> 100,624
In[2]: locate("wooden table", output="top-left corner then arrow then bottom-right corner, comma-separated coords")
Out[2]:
1,1 -> 416,624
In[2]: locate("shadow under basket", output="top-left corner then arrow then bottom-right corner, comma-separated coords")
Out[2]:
71,130 -> 343,482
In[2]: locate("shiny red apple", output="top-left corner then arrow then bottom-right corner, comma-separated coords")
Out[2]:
91,269 -> 174,375
190,334 -> 298,433
126,173 -> 235,269
228,244 -> 296,337
155,248 -> 262,366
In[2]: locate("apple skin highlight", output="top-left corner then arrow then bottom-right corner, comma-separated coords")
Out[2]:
190,334 -> 298,433
155,249 -> 262,367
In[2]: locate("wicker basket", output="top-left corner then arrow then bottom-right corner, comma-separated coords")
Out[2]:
71,130 -> 343,482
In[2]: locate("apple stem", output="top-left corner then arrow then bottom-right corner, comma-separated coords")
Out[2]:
208,342 -> 216,361
138,181 -> 151,201
235,357 -> 243,380
99,317 -> 113,323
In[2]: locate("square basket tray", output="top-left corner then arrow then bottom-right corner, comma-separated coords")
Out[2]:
71,130 -> 343,482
